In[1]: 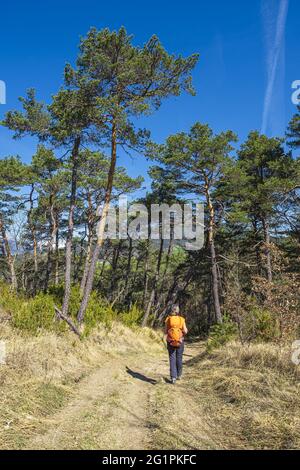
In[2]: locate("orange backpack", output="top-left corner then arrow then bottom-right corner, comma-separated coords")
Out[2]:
166,316 -> 184,348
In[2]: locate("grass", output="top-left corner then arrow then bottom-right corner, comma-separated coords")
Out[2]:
1,287 -> 300,450
186,341 -> 300,450
0,314 -> 162,449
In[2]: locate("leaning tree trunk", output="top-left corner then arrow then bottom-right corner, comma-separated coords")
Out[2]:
0,213 -> 17,290
62,136 -> 81,316
77,120 -> 117,324
205,181 -> 222,324
262,218 -> 273,283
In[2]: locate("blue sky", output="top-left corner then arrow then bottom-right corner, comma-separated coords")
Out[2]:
0,0 -> 299,192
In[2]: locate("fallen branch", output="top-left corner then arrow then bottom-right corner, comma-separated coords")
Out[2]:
54,306 -> 81,337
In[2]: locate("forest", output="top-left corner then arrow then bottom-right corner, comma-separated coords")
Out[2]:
0,26 -> 299,344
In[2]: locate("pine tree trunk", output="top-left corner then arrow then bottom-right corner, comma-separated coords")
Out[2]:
123,236 -> 133,301
210,237 -> 222,323
0,213 -> 17,290
142,237 -> 164,327
109,240 -> 123,298
205,181 -> 222,324
77,120 -> 117,324
80,233 -> 93,293
80,193 -> 95,293
62,136 -> 81,316
28,184 -> 38,274
55,220 -> 59,286
262,218 -> 273,282
142,240 -> 150,311
126,255 -> 141,306
44,196 -> 57,291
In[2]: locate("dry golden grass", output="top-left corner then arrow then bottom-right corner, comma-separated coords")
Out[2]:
1,309 -> 299,450
0,318 -> 162,449
186,341 -> 300,450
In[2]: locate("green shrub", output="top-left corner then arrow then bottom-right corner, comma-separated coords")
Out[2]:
47,284 -> 65,304
0,282 -> 24,316
12,293 -> 67,334
83,292 -> 116,336
0,282 -> 142,336
243,308 -> 280,343
207,315 -> 237,352
120,304 -> 143,327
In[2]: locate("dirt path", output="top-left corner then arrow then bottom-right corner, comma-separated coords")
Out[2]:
25,342 -> 213,450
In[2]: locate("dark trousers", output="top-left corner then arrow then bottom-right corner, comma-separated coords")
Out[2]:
167,342 -> 184,379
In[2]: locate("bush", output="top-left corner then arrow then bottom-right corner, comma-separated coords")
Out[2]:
12,293 -> 67,334
0,282 -> 143,336
242,308 -> 280,343
120,304 -> 143,327
207,315 -> 237,352
83,292 -> 116,335
0,282 -> 24,316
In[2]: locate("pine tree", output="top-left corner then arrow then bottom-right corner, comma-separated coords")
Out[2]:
148,123 -> 237,323
71,27 -> 199,323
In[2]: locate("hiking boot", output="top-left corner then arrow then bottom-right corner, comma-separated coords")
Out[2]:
171,378 -> 176,385
177,375 -> 182,381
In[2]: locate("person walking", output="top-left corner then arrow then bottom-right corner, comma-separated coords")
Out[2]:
164,304 -> 188,384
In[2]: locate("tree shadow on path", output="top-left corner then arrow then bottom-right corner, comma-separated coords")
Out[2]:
126,366 -> 157,385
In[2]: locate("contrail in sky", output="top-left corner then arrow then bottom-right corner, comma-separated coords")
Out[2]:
261,0 -> 289,135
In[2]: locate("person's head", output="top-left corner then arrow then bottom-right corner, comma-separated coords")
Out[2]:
170,304 -> 180,316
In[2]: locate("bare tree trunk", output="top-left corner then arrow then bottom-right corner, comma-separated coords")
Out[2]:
81,192 -> 96,293
44,195 -> 57,291
28,184 -> 38,274
123,236 -> 133,300
262,218 -> 273,282
109,240 -> 123,298
97,253 -> 109,288
62,136 -> 81,316
142,241 -> 150,311
77,120 -> 117,324
161,239 -> 172,283
55,220 -> 59,285
142,238 -> 164,327
205,180 -> 222,324
126,254 -> 141,307
210,238 -> 222,323
0,213 -> 17,290
152,239 -> 173,313
252,220 -> 262,275
80,236 -> 92,293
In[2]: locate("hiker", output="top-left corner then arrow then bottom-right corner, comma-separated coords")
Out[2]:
164,304 -> 188,384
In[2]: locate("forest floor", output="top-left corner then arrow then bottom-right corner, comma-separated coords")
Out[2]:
24,341 -> 214,450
